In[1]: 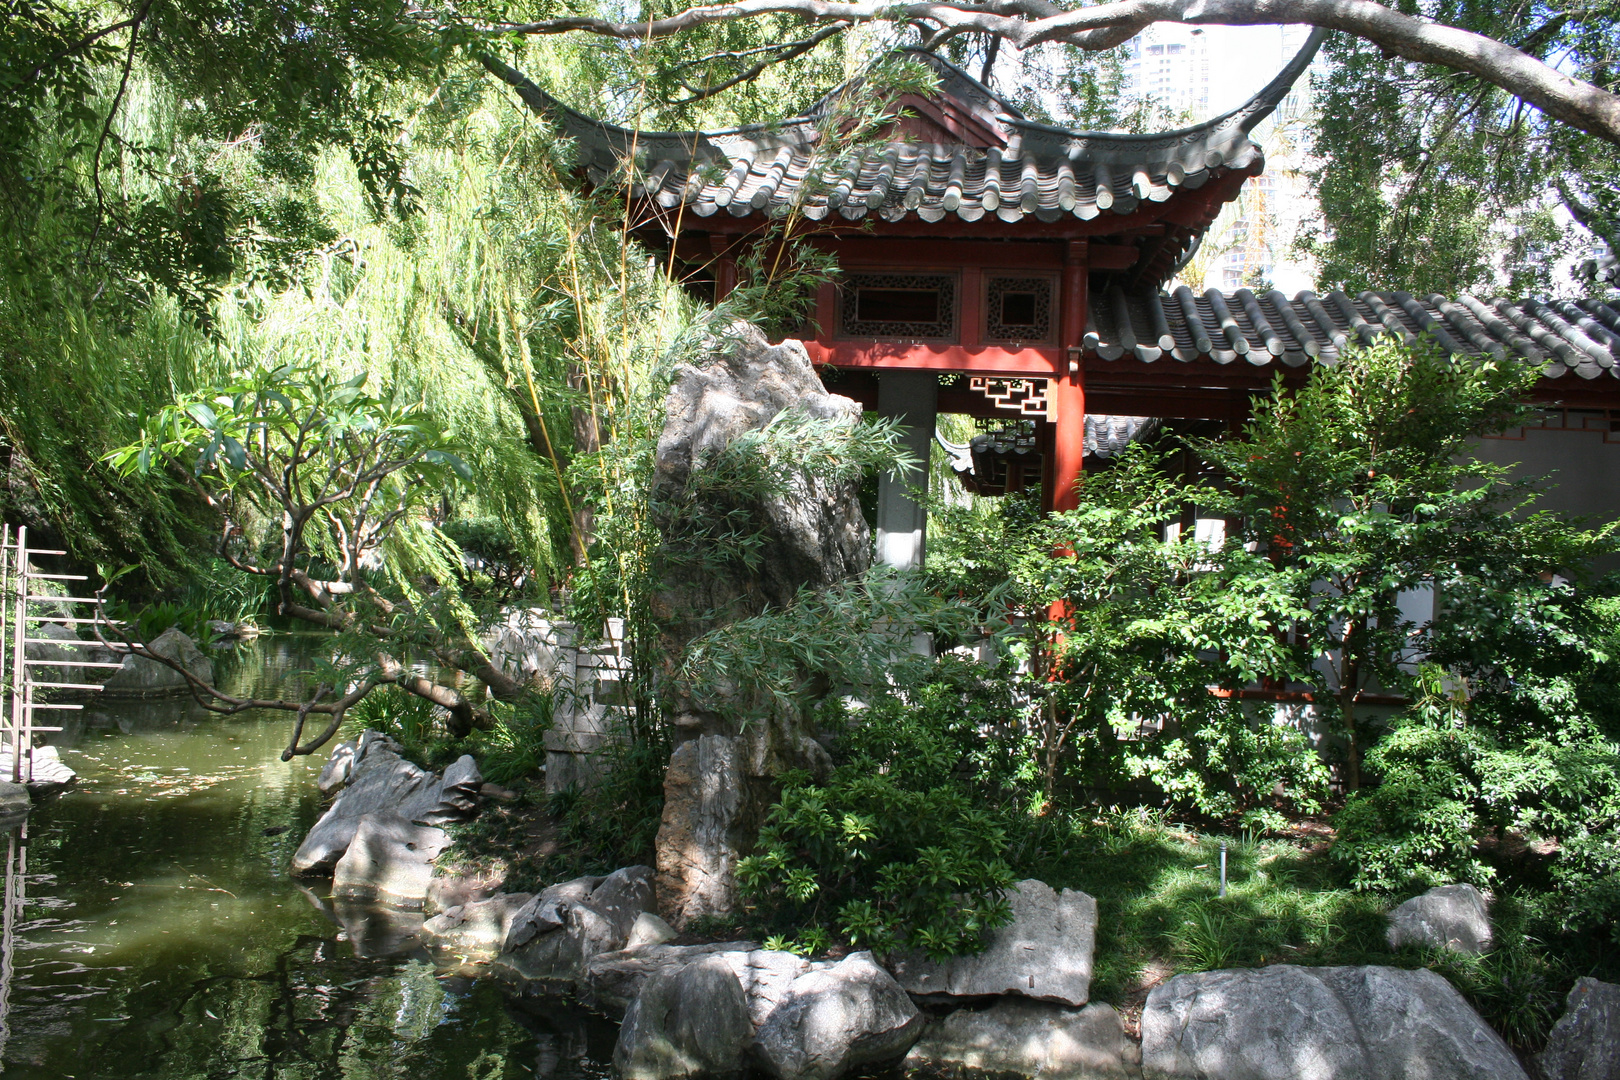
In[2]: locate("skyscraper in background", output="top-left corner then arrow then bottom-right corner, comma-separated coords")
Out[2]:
1121,25 -> 1323,293
1120,24 -> 1211,120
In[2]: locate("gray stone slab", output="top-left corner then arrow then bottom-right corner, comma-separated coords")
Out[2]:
887,880 -> 1097,1005
1141,964 -> 1528,1080
905,998 -> 1140,1080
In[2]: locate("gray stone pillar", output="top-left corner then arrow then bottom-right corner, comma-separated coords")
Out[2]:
875,371 -> 938,570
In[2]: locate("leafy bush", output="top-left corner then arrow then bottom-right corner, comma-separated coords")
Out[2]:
739,767 -> 1014,959
345,683 -> 549,785
737,663 -> 1022,959
548,737 -> 670,873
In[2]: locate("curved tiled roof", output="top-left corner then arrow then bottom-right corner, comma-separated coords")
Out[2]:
1087,287 -> 1620,380
482,30 -> 1324,228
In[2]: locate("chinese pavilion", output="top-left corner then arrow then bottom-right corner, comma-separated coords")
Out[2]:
486,34 -> 1620,569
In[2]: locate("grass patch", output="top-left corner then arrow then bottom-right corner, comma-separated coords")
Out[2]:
1012,810 -> 1390,1003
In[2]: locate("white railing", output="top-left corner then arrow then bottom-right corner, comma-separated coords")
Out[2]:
0,525 -> 116,784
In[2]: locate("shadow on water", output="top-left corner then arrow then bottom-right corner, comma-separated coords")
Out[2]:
0,634 -> 615,1079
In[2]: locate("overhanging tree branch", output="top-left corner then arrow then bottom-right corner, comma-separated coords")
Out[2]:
453,0 -> 1620,146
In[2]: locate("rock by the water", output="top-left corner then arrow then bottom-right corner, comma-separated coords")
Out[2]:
503,875 -> 603,952
426,862 -> 508,914
330,813 -> 452,909
25,745 -> 74,787
0,781 -> 29,817
206,619 -> 259,641
495,867 -> 658,990
1141,964 -> 1528,1080
628,912 -> 679,950
752,951 -> 925,1080
887,880 -> 1097,1006
0,745 -> 76,790
904,998 -> 1140,1080
1386,884 -> 1493,955
615,954 -> 754,1080
423,892 -> 535,962
102,627 -> 214,697
23,623 -> 87,685
292,734 -> 481,875
607,946 -> 921,1080
1537,977 -> 1620,1080
585,942 -> 764,1018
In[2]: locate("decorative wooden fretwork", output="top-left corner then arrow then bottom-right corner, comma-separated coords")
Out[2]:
968,376 -> 1048,418
839,273 -> 957,341
984,276 -> 1056,343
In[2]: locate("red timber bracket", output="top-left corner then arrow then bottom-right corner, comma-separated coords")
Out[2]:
1046,239 -> 1088,514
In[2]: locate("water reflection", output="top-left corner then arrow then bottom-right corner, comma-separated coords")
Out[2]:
0,635 -> 615,1079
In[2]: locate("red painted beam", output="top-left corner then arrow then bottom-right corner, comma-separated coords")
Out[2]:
805,340 -> 1061,376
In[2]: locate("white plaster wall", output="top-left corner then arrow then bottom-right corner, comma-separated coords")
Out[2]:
1472,426 -> 1620,528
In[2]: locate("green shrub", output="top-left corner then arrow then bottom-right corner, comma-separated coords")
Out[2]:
738,767 -> 1014,959
737,665 -> 1025,959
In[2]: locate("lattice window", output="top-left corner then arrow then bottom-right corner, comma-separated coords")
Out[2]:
984,276 -> 1055,344
968,376 -> 1048,418
1484,408 -> 1620,443
839,273 -> 957,340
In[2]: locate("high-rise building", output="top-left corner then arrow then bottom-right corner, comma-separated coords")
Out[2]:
1121,24 -> 1210,121
1121,25 -> 1326,292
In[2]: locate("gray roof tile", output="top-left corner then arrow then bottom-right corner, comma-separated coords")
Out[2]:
482,33 -> 1324,233
1088,288 -> 1620,380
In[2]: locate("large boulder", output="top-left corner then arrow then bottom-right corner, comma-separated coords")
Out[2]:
292,732 -> 481,875
1141,965 -> 1528,1080
1536,977 -> 1620,1080
585,942 -> 764,1017
1386,884 -> 1493,955
24,623 -> 87,685
608,946 -> 922,1080
751,951 -> 926,1080
615,954 -> 755,1080
651,323 -> 870,636
494,867 -> 657,990
650,325 -> 867,926
330,813 -> 452,909
887,880 -> 1098,1006
904,998 -> 1141,1080
101,626 -> 214,697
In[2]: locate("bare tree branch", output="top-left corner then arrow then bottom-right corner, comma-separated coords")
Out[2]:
455,0 -> 1620,146
669,23 -> 851,103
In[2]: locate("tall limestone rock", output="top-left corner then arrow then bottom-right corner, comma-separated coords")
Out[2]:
651,323 -> 869,927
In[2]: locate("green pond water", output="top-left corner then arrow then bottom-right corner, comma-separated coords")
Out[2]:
0,635 -> 615,1079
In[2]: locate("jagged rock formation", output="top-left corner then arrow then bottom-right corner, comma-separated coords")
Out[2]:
650,324 -> 868,927
1537,977 -> 1620,1080
292,730 -> 481,878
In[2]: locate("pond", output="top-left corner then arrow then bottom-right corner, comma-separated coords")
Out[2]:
0,634 -> 615,1079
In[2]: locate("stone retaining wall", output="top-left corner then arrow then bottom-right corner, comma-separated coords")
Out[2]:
484,607 -> 631,794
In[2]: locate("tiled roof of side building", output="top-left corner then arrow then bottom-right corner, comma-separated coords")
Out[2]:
480,31 -> 1325,228
1087,287 -> 1620,380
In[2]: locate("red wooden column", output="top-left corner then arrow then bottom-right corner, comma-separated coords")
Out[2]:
1048,240 -> 1088,513
711,235 -> 738,301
